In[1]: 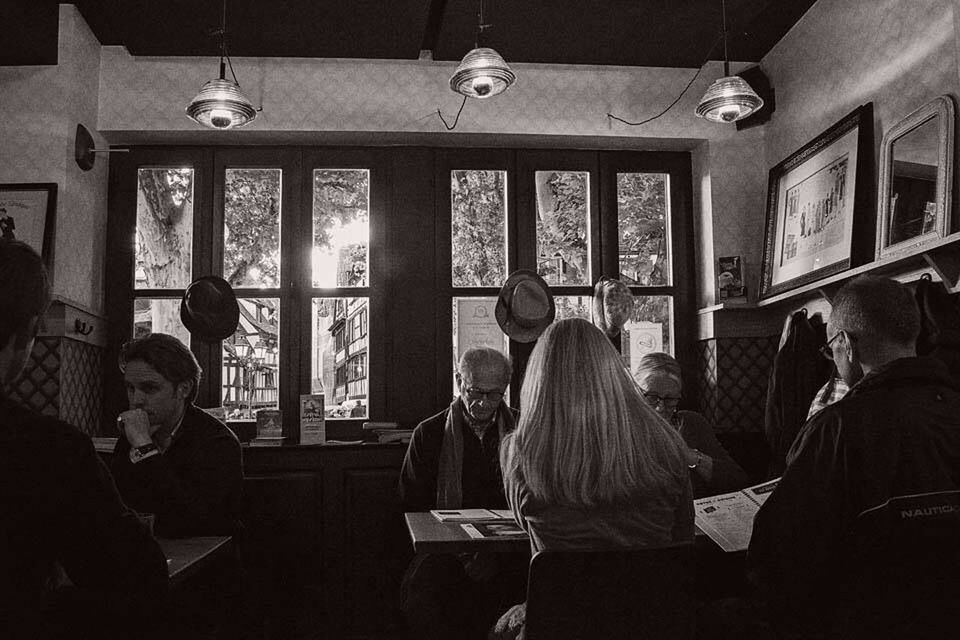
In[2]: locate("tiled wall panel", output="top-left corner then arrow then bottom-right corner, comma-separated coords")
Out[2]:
7,336 -> 103,436
696,336 -> 777,434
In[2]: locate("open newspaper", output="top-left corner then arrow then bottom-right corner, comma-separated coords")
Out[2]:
694,478 -> 780,552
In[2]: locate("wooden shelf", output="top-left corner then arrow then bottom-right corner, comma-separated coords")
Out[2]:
755,231 -> 960,307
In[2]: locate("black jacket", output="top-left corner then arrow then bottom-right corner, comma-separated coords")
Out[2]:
748,357 -> 960,637
764,310 -> 830,477
112,404 -> 243,537
398,402 -> 517,512
1,397 -> 168,638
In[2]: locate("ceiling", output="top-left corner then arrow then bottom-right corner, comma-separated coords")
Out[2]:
3,0 -> 817,68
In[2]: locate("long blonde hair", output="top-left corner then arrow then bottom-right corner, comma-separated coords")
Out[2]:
502,318 -> 687,506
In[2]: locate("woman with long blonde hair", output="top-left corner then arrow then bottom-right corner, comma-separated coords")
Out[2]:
491,319 -> 694,638
501,317 -> 693,551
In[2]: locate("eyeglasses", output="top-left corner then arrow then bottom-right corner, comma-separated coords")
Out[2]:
820,331 -> 843,361
463,387 -> 505,402
640,390 -> 681,408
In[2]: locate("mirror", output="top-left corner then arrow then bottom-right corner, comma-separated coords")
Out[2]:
876,95 -> 954,258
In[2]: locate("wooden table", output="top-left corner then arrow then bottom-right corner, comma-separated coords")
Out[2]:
404,512 -> 530,555
159,536 -> 233,586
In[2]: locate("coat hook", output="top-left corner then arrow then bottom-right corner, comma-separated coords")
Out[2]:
74,319 -> 94,336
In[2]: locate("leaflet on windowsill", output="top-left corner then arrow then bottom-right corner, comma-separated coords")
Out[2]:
694,478 -> 780,552
431,508 -> 508,522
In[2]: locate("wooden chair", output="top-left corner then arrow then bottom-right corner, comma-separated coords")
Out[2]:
524,544 -> 695,640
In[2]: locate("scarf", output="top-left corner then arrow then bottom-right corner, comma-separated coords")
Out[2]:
435,397 -> 515,509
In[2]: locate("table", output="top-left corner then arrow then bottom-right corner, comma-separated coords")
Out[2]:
404,512 -> 529,555
159,536 -> 233,586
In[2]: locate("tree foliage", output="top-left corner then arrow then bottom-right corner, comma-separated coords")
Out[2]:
136,168 -> 193,337
451,170 -> 506,287
536,171 -> 588,285
224,169 -> 281,287
313,170 -> 369,286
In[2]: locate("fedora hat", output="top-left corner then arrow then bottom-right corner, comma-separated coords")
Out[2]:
591,277 -> 634,339
180,276 -> 240,342
495,270 -> 556,343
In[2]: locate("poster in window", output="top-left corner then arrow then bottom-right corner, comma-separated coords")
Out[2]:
626,321 -> 663,379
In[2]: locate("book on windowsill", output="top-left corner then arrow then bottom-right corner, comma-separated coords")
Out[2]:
376,429 -> 413,444
430,508 -> 514,522
693,477 -> 780,552
249,436 -> 290,447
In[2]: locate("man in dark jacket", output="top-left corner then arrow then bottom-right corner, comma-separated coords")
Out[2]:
748,276 -> 960,639
112,333 -> 243,538
399,347 -> 525,640
0,240 -> 168,639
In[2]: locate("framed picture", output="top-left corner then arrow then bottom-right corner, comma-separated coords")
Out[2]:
760,104 -> 874,299
0,183 -> 57,265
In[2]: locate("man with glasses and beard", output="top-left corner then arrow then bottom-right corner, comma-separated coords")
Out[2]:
399,347 -> 524,640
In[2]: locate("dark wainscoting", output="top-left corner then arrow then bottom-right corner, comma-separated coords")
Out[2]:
241,443 -> 411,639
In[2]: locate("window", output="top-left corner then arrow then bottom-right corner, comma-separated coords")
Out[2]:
107,147 -> 691,436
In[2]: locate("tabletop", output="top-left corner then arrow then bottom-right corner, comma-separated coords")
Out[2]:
159,536 -> 233,586
404,512 -> 530,555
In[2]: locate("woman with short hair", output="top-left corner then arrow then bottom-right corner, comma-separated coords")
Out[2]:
635,352 -> 749,498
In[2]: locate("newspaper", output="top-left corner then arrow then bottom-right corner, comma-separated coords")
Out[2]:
694,478 -> 780,552
461,521 -> 526,539
430,508 -> 505,522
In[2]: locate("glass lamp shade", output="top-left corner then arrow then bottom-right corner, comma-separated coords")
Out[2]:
695,75 -> 764,123
186,78 -> 257,130
449,47 -> 517,99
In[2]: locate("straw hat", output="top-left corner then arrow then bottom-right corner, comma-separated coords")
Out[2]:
180,276 -> 240,342
591,277 -> 634,339
495,270 -> 556,343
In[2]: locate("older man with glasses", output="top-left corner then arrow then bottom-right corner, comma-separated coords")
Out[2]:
399,347 -> 525,640
745,276 -> 960,639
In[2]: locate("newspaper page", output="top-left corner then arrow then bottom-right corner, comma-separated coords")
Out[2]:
694,478 -> 780,552
461,521 -> 527,539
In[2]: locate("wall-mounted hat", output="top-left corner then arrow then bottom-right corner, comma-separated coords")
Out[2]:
495,269 -> 556,343
180,276 -> 240,342
591,277 -> 634,339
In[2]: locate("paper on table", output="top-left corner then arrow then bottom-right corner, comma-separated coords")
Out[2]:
431,508 -> 502,522
489,509 -> 515,520
694,478 -> 780,552
461,521 -> 527,539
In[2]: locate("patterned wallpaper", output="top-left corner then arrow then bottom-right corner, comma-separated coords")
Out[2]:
763,0 -> 959,174
0,5 -> 109,313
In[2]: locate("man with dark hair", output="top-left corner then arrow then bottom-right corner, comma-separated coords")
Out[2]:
111,333 -> 243,537
0,240 -> 167,639
399,347 -> 526,640
747,276 -> 960,639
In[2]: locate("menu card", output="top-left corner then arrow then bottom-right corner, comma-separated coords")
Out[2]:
694,478 -> 780,552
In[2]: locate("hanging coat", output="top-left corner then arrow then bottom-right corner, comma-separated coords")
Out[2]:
764,309 -> 831,478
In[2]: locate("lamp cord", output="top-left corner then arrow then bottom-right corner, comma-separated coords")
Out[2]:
606,28 -> 725,127
607,65 -> 705,127
437,95 -> 468,130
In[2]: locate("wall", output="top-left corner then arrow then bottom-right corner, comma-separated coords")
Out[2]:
0,5 -> 109,312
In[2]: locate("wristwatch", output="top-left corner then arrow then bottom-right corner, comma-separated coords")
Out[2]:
688,449 -> 703,470
130,442 -> 159,463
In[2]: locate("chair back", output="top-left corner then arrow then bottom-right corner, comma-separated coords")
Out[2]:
843,489 -> 960,639
524,544 -> 694,640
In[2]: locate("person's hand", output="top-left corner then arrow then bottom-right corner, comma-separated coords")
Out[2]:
463,551 -> 499,582
118,409 -> 153,448
685,447 -> 715,482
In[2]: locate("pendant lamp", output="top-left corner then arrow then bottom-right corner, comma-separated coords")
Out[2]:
450,0 -> 516,99
695,0 -> 763,124
186,0 -> 257,130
